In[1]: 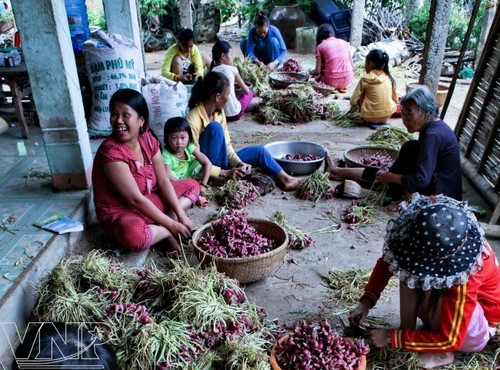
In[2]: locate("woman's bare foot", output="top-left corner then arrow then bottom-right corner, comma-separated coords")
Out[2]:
277,171 -> 300,191
385,200 -> 402,212
418,352 -> 455,369
324,156 -> 344,180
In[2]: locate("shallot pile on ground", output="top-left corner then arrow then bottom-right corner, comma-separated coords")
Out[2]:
295,170 -> 336,202
206,179 -> 259,209
258,84 -> 332,124
275,320 -> 369,370
33,250 -> 281,369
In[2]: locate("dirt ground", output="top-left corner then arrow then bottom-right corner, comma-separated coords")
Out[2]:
125,37 -> 500,334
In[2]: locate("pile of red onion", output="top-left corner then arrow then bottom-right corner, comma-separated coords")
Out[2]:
281,153 -> 322,161
197,210 -> 276,258
275,320 -> 369,370
279,58 -> 303,72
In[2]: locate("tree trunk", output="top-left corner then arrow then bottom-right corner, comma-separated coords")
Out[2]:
419,0 -> 452,95
179,0 -> 193,29
477,0 -> 497,62
350,0 -> 365,47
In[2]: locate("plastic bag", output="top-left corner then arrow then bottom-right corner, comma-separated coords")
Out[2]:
141,75 -> 188,142
83,30 -> 144,137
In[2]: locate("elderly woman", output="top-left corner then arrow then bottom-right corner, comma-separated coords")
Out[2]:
349,194 -> 500,369
92,89 -> 196,253
325,85 -> 462,206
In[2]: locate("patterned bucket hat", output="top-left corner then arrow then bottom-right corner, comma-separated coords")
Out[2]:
383,193 -> 486,290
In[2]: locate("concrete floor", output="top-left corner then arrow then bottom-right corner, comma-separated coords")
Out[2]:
0,40 -> 499,368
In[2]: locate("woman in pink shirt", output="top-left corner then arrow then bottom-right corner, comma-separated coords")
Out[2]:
310,23 -> 354,91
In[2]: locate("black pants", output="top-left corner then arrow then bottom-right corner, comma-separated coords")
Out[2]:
361,140 -> 420,200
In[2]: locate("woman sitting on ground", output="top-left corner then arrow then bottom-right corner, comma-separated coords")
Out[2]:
92,89 -> 196,253
326,85 -> 462,207
350,49 -> 398,129
240,11 -> 287,70
211,40 -> 254,121
349,193 -> 500,369
309,23 -> 354,91
161,28 -> 208,84
186,71 -> 299,191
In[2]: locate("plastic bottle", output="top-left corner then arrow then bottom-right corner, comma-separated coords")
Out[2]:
64,0 -> 91,52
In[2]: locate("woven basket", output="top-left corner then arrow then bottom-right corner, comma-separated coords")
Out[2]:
311,82 -> 334,95
269,72 -> 308,89
191,218 -> 289,284
344,145 -> 399,169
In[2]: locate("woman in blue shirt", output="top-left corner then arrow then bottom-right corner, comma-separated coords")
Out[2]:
240,12 -> 287,69
325,85 -> 462,207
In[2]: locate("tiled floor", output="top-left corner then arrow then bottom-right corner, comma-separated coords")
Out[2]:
0,125 -> 91,298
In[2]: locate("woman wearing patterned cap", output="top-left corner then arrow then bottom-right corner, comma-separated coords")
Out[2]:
349,193 -> 500,369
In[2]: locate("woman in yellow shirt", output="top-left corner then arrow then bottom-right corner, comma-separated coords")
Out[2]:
350,49 -> 398,129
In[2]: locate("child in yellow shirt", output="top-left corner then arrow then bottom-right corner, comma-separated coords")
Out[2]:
350,49 -> 398,129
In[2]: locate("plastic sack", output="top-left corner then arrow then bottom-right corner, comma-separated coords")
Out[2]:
141,75 -> 188,142
0,49 -> 21,67
83,30 -> 144,137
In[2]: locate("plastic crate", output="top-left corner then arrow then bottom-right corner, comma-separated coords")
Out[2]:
329,9 -> 351,41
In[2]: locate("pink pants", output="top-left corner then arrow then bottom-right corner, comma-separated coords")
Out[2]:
322,72 -> 354,90
459,303 -> 491,352
418,297 -> 491,353
101,179 -> 199,252
227,90 -> 254,122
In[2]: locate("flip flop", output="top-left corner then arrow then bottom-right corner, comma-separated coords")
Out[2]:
247,174 -> 275,196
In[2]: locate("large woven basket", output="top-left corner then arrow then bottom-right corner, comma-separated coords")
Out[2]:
344,145 -> 399,169
310,82 -> 334,95
269,72 -> 308,89
191,218 -> 289,284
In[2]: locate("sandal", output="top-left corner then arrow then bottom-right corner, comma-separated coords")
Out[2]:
246,174 -> 275,196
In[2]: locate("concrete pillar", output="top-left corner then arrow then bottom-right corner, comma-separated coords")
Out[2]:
179,0 -> 193,30
102,0 -> 145,75
419,0 -> 452,95
10,0 -> 93,190
350,0 -> 365,48
103,0 -> 141,47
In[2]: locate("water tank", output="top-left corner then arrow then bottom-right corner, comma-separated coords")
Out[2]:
64,0 -> 91,52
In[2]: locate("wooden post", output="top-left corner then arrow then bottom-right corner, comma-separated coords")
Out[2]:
296,27 -> 317,54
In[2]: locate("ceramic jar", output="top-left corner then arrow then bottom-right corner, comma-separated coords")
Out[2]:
269,5 -> 306,50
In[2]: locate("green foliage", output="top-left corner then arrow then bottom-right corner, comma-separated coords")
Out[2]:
87,6 -> 107,30
0,10 -> 13,25
215,0 -> 240,23
409,0 -> 486,52
139,0 -> 172,19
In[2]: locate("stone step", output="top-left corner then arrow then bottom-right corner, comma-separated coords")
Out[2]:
0,193 -> 150,368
